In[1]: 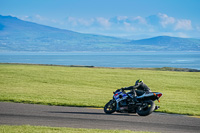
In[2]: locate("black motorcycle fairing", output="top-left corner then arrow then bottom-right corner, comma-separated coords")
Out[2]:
137,92 -> 162,101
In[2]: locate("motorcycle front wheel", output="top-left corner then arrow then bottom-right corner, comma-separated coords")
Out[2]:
104,99 -> 116,114
136,100 -> 155,116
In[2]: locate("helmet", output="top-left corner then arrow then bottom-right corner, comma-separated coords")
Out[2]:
135,79 -> 143,85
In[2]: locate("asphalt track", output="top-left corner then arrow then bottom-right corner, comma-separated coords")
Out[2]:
0,102 -> 200,133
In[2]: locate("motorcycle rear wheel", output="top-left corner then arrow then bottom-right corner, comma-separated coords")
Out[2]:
136,100 -> 155,116
104,100 -> 116,114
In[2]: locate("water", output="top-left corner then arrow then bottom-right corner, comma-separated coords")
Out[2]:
0,51 -> 200,70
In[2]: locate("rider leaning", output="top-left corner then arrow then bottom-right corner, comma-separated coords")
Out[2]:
116,79 -> 151,111
122,79 -> 151,96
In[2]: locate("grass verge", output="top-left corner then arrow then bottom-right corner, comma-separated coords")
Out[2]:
0,63 -> 199,116
0,125 -> 155,133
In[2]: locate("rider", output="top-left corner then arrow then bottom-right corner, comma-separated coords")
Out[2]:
122,79 -> 151,96
116,79 -> 151,111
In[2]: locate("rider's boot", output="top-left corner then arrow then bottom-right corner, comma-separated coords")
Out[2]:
155,106 -> 160,110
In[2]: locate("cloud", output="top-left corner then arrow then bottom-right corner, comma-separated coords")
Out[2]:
123,22 -> 131,26
19,14 -> 46,22
133,16 -> 147,24
96,17 -> 111,27
18,14 -> 58,26
123,22 -> 135,31
63,14 -> 196,39
158,13 -> 175,28
66,17 -> 110,28
16,14 -> 198,39
197,26 -> 200,31
34,14 -> 46,21
146,13 -> 193,32
157,13 -> 193,31
174,19 -> 192,31
117,16 -> 128,21
67,17 -> 94,26
67,17 -> 78,26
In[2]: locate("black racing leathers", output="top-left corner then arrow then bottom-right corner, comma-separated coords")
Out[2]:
123,82 -> 150,91
122,83 -> 151,97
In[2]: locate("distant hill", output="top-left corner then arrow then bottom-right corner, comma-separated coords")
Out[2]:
128,36 -> 200,51
0,15 -> 200,52
0,15 -> 129,52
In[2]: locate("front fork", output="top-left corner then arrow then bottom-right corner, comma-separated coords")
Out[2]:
116,100 -> 120,111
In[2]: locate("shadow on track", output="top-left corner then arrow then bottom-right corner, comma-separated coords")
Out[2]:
47,111 -> 138,116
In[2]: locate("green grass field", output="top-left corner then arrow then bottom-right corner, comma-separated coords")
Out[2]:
0,63 -> 200,116
0,125 -> 154,133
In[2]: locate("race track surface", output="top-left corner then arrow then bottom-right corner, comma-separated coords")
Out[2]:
0,102 -> 199,133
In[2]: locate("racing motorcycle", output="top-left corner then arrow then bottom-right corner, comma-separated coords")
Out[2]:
104,89 -> 162,116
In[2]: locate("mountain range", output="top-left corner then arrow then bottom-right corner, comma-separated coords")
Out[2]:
0,15 -> 200,52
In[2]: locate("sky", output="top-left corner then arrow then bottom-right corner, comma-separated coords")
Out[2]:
1,0 -> 200,39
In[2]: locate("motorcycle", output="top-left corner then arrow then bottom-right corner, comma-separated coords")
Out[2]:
104,89 -> 162,116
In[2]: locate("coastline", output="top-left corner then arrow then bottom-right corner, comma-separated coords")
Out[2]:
1,63 -> 199,72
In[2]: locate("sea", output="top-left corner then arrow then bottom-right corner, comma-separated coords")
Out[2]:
0,51 -> 200,70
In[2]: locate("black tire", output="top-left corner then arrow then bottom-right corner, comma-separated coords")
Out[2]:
136,100 -> 155,116
104,100 -> 116,114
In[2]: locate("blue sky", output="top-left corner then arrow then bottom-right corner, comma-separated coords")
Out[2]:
1,0 -> 200,39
